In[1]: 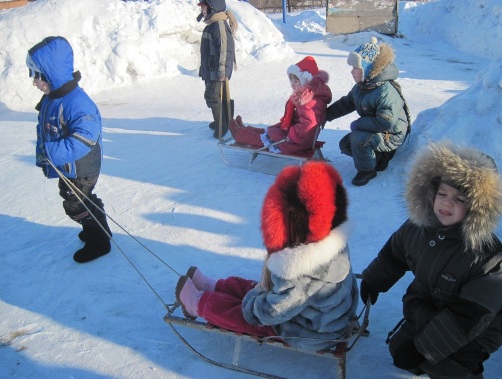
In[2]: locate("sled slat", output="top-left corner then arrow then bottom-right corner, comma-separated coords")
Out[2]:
218,123 -> 327,175
164,298 -> 370,379
217,138 -> 326,175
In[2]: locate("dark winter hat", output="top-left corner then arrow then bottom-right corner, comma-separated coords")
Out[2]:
287,56 -> 319,86
261,162 -> 348,254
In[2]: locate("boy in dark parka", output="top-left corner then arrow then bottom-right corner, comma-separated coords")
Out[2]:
361,142 -> 502,378
325,37 -> 410,186
197,0 -> 238,139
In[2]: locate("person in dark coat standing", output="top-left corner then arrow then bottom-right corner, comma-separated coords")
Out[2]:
197,0 -> 238,139
27,36 -> 112,263
361,142 -> 502,378
325,37 -> 410,186
175,162 -> 359,351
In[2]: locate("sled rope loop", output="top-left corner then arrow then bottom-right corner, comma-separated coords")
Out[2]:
46,159 -> 181,308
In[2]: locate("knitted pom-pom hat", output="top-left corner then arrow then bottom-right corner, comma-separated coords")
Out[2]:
347,36 -> 380,80
287,56 -> 319,86
261,161 -> 348,254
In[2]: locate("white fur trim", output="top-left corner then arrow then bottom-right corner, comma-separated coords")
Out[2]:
347,52 -> 362,69
266,221 -> 352,280
287,64 -> 312,86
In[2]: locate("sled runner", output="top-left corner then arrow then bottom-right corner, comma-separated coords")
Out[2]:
164,276 -> 370,379
217,131 -> 326,176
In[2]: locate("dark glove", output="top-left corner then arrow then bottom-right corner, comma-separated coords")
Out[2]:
392,339 -> 426,370
36,153 -> 48,165
350,120 -> 358,132
360,279 -> 379,305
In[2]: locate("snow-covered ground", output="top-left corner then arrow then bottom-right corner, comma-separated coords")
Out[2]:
1,0 -> 501,378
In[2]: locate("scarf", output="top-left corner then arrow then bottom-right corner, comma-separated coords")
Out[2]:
279,98 -> 295,131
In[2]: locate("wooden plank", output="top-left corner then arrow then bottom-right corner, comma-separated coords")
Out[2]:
326,0 -> 398,35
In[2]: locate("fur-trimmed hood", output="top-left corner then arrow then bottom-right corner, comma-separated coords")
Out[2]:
366,43 -> 395,81
406,142 -> 502,253
267,222 -> 352,281
290,71 -> 331,106
347,37 -> 397,82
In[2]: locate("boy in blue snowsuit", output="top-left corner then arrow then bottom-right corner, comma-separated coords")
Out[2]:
27,36 -> 111,263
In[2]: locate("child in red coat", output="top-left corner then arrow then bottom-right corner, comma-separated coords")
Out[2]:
229,56 -> 331,155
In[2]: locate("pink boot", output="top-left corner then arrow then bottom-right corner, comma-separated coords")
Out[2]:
186,266 -> 217,292
175,276 -> 203,319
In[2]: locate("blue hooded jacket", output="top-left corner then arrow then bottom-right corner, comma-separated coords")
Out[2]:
28,36 -> 103,179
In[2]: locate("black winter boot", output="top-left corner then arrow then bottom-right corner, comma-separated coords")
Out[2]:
212,99 -> 234,139
73,222 -> 111,263
210,104 -> 222,137
78,222 -> 112,242
352,170 -> 377,186
78,229 -> 86,242
375,150 -> 396,171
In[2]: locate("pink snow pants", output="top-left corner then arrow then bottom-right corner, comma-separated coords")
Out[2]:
197,276 -> 277,337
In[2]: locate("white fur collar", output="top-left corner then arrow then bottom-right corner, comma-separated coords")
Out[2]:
266,221 -> 352,280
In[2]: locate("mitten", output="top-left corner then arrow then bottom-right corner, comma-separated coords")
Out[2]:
350,120 -> 358,131
360,279 -> 379,305
392,339 -> 426,370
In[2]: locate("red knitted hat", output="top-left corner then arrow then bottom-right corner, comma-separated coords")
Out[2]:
261,162 -> 347,254
287,56 -> 319,86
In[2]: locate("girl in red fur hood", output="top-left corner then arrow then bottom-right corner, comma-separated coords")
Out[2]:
229,56 -> 332,155
175,162 -> 359,351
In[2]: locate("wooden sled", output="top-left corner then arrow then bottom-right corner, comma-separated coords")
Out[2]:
217,131 -> 326,176
164,276 -> 370,379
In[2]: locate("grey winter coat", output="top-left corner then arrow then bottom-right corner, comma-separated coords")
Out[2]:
362,143 -> 502,369
326,43 -> 409,171
199,0 -> 235,81
242,222 -> 359,351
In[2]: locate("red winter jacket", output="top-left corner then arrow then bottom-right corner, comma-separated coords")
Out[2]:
267,71 -> 332,154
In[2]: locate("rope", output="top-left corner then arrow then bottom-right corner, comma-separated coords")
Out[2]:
45,159 -> 181,308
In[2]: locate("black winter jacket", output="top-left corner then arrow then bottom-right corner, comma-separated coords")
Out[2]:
363,143 -> 502,366
199,0 -> 235,81
364,220 -> 502,363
